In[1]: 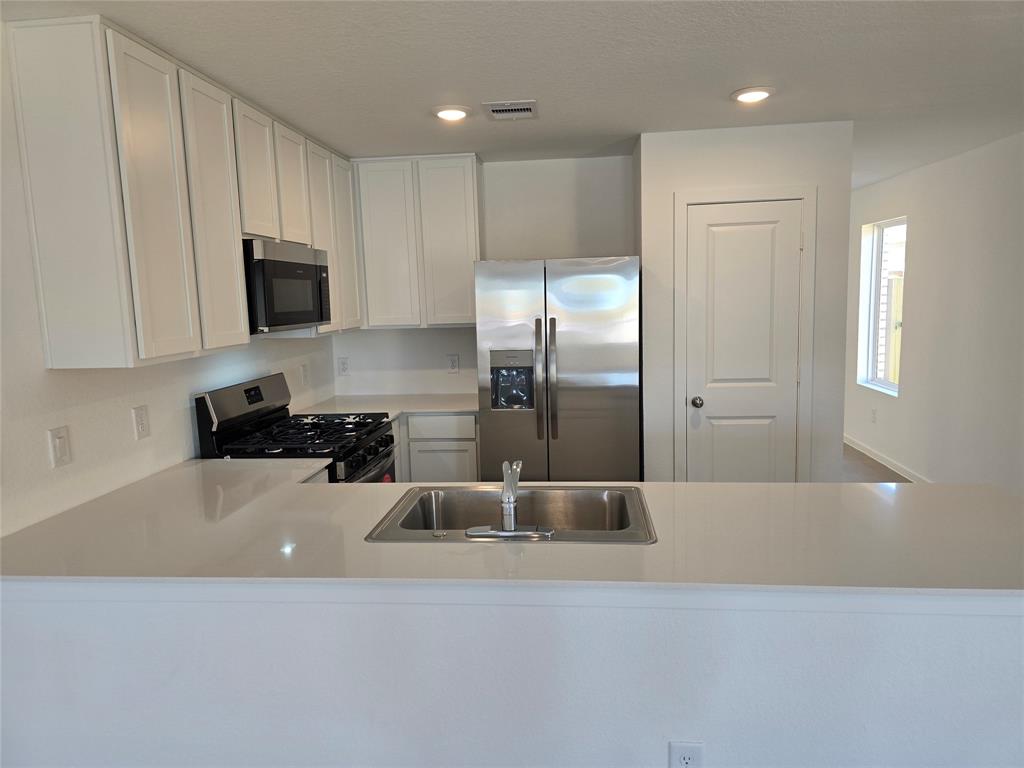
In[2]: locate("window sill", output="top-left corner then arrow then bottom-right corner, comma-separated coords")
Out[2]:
857,380 -> 899,398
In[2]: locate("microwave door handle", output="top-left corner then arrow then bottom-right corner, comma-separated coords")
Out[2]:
535,318 -> 545,440
548,316 -> 558,440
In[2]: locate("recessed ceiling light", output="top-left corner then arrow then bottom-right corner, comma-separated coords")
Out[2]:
435,105 -> 470,122
730,86 -> 775,104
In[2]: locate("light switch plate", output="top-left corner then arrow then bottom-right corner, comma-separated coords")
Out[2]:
132,405 -> 150,440
300,362 -> 310,386
446,354 -> 459,374
337,356 -> 350,376
48,425 -> 71,468
668,741 -> 703,768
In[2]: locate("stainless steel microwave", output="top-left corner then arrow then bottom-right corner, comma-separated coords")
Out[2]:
243,239 -> 330,333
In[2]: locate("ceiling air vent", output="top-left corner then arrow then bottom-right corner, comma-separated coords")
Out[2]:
482,100 -> 538,121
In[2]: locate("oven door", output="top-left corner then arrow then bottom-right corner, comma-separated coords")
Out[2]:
348,447 -> 397,483
244,241 -> 329,333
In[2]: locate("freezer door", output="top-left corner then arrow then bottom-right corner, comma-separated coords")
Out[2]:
476,260 -> 548,481
545,257 -> 641,480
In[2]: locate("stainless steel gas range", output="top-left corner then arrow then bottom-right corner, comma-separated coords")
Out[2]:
194,373 -> 395,483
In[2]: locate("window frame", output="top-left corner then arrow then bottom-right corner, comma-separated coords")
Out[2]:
857,216 -> 907,397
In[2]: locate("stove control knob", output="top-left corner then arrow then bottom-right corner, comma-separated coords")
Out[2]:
380,434 -> 395,447
348,453 -> 365,469
365,445 -> 380,457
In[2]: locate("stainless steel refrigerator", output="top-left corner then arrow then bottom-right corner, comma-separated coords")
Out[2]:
475,257 -> 641,482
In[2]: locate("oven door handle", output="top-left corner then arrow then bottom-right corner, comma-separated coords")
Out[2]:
350,446 -> 396,483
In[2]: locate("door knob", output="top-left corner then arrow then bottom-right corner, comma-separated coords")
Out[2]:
691,396 -> 704,408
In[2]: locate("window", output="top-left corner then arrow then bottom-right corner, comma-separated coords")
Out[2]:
857,217 -> 907,395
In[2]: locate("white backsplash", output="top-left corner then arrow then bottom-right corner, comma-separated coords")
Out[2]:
332,327 -> 477,395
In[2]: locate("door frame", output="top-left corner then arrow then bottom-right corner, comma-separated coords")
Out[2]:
673,185 -> 818,482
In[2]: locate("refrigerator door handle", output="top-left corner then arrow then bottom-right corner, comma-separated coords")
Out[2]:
548,316 -> 558,439
535,317 -> 545,440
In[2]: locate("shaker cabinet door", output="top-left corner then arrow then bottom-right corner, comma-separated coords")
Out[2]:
273,122 -> 312,245
409,440 -> 479,482
357,160 -> 421,326
307,141 -> 339,332
232,99 -> 280,239
417,156 -> 479,325
332,155 -> 363,329
179,70 -> 249,350
106,30 -> 202,359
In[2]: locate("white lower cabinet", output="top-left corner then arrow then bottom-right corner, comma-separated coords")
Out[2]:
409,440 -> 479,483
405,413 -> 479,482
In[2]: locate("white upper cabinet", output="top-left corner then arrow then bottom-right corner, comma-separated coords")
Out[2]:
273,122 -> 312,245
417,156 -> 479,325
306,141 -> 339,332
10,16 -> 358,366
332,155 -> 363,329
357,160 -> 422,326
354,155 -> 480,329
179,71 -> 249,350
106,30 -> 202,359
232,99 -> 280,239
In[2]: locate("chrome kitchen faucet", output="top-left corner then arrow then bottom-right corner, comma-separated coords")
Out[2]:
500,459 -> 522,531
463,458 -> 554,540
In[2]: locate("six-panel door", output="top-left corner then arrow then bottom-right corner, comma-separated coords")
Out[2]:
179,70 -> 250,350
106,30 -> 202,359
685,200 -> 803,481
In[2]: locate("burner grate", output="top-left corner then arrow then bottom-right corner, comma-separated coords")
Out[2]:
221,412 -> 389,457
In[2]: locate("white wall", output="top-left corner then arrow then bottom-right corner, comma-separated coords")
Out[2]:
4,580 -> 1021,767
0,50 -> 335,537
639,122 -> 854,481
481,156 -> 634,260
844,133 -> 1024,493
332,327 -> 477,395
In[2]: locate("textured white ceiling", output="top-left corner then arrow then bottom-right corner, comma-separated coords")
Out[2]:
3,1 -> 1022,186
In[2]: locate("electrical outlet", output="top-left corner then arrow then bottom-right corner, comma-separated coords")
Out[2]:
668,741 -> 703,768
47,425 -> 72,468
337,356 -> 350,376
300,362 -> 310,386
132,405 -> 151,440
871,408 -> 877,424
446,353 -> 460,374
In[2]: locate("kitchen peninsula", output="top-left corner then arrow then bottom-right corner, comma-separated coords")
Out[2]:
2,461 -> 1021,767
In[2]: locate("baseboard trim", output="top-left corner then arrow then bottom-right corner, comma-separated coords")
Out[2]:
843,435 -> 931,483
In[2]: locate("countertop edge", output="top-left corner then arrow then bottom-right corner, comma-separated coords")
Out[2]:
3,575 -> 1022,614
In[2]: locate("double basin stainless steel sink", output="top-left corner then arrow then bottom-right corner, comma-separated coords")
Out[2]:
365,486 -> 656,544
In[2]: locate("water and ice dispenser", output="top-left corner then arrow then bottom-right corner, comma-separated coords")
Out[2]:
489,350 -> 535,410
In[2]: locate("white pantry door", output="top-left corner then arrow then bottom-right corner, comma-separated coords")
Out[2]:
685,200 -> 802,481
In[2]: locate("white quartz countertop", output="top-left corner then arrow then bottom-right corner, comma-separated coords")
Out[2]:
1,459 -> 1021,591
301,393 -> 478,419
